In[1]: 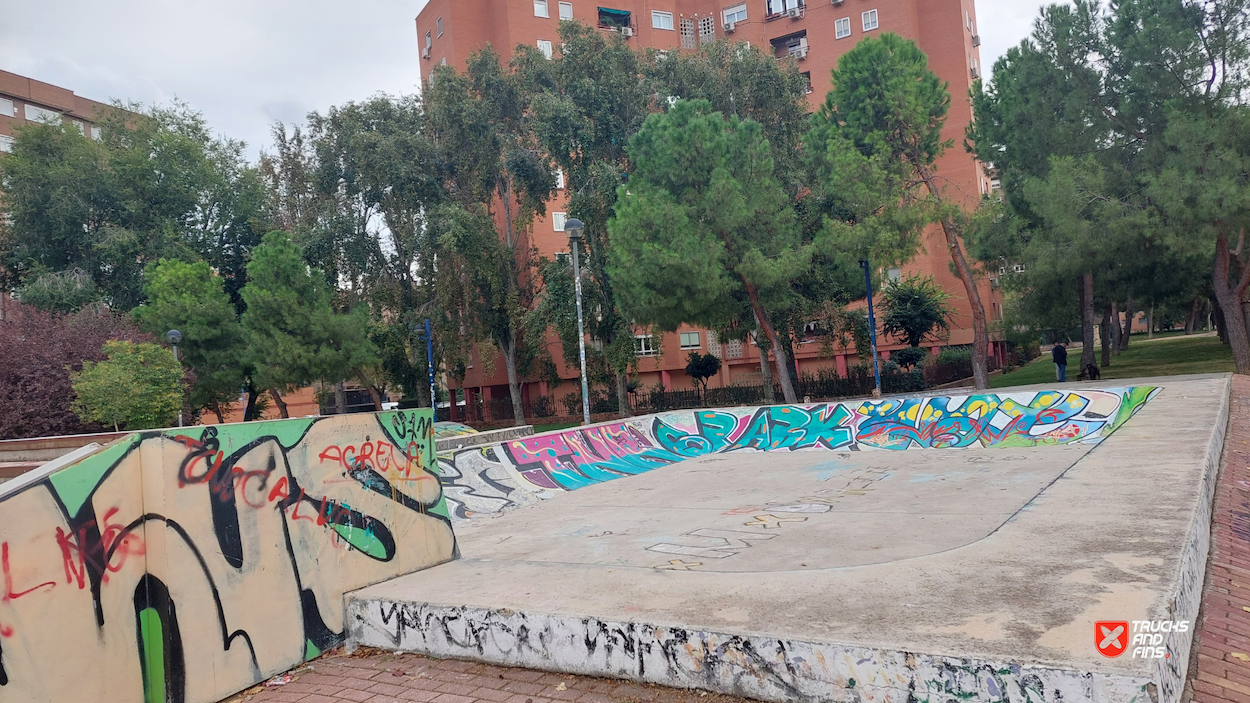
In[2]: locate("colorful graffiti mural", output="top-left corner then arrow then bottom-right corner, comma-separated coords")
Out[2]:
436,387 -> 1157,519
0,409 -> 454,703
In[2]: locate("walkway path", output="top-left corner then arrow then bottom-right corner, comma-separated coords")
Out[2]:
219,647 -> 752,703
1191,374 -> 1250,703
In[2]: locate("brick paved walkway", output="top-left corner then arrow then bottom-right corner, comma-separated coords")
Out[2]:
219,647 -> 752,703
1190,374 -> 1250,703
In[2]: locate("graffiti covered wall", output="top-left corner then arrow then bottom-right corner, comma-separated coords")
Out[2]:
436,387 -> 1157,519
0,409 -> 454,703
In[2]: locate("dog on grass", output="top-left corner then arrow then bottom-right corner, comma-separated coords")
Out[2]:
1077,363 -> 1101,381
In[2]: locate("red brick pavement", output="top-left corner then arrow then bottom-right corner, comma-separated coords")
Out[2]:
1190,375 -> 1250,703
218,647 -> 751,703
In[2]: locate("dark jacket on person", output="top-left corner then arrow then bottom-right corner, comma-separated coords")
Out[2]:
1052,344 -> 1067,365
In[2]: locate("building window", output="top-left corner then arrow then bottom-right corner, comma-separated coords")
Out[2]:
535,0 -> 549,16
801,71 -> 812,94
771,32 -> 807,59
699,16 -> 715,43
887,267 -> 902,282
766,0 -> 802,15
71,120 -> 85,135
555,168 -> 565,189
559,1 -> 573,19
724,4 -> 747,24
24,104 -> 60,124
597,7 -> 631,29
90,125 -> 101,141
635,335 -> 658,357
0,135 -> 14,153
537,39 -> 554,59
680,18 -> 696,48
725,339 -> 743,358
862,9 -> 878,31
680,332 -> 701,350
652,10 -> 674,29
835,16 -> 851,39
0,98 -> 14,116
553,212 -> 567,231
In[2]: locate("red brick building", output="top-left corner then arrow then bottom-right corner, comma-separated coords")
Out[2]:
415,0 -> 1004,418
0,70 -> 115,152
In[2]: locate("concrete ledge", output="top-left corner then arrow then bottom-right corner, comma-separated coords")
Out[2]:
436,425 -> 534,452
348,600 -> 1151,703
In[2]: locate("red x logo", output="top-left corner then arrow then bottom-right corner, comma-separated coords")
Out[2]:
1096,621 -> 1129,657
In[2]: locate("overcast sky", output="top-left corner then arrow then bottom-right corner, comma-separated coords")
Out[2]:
1,0 -> 1054,160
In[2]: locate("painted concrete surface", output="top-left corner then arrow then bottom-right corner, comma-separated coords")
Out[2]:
350,376 -> 1228,703
435,386 -> 1158,521
0,409 -> 456,703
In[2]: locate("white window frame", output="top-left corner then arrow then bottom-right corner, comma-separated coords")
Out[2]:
862,9 -> 878,31
90,125 -> 101,141
635,335 -> 658,357
835,17 -> 851,39
559,1 -> 573,19
0,98 -> 14,117
652,10 -> 674,30
555,168 -> 565,189
537,39 -> 554,59
679,332 -> 701,350
723,4 -> 747,24
0,135 -> 14,153
552,212 -> 567,231
24,104 -> 60,124
72,120 -> 85,135
437,16 -> 443,35
535,0 -> 549,17
425,31 -> 432,50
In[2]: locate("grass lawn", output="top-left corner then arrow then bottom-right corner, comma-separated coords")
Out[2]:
531,421 -> 580,433
991,333 -> 1233,389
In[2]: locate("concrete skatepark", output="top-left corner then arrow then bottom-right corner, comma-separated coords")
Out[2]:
0,376 -> 1228,703
344,376 -> 1226,703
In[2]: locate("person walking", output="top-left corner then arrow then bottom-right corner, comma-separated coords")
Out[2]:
1051,341 -> 1068,382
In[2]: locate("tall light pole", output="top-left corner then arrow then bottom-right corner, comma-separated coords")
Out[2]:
858,261 -> 882,399
565,218 -> 591,426
166,329 -> 184,426
424,318 -> 437,419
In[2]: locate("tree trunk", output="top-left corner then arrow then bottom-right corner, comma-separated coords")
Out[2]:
1115,297 -> 1125,352
1147,304 -> 1154,339
1080,272 -> 1096,371
1100,306 -> 1112,368
918,168 -> 989,390
782,336 -> 801,394
1118,291 -> 1134,352
335,382 -> 348,415
356,371 -> 383,411
269,388 -> 290,418
615,372 -> 630,417
1185,297 -> 1199,335
742,284 -> 797,403
1213,230 -> 1250,373
243,380 -> 259,421
499,334 -> 527,427
213,406 -> 226,424
1214,297 -> 1228,344
755,327 -> 776,404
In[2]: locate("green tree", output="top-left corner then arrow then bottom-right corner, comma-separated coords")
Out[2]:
426,47 -> 555,425
71,340 -> 184,431
608,99 -> 807,402
16,268 -> 102,313
134,259 -> 246,423
240,231 -> 378,417
811,33 -> 992,389
684,352 -> 722,398
880,274 -> 954,348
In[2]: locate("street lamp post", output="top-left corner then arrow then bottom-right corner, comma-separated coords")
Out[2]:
166,329 -> 184,426
858,261 -> 882,399
565,218 -> 591,426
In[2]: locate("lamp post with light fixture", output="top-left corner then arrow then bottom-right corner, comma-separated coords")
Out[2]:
166,329 -> 184,426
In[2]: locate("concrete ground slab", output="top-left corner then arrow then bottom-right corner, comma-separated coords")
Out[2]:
348,376 -> 1229,703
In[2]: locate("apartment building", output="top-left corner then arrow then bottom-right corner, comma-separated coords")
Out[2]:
0,70 -> 115,153
415,0 -> 1005,419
